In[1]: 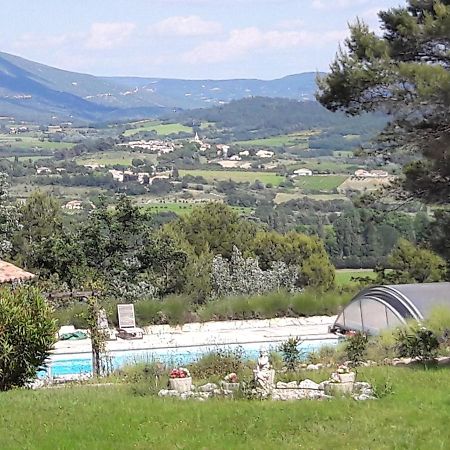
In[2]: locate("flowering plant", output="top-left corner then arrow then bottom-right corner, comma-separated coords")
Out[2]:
224,372 -> 238,383
169,367 -> 190,379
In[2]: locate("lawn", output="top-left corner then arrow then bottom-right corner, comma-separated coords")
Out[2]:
179,169 -> 285,186
123,121 -> 193,137
235,132 -> 311,148
335,269 -> 378,286
1,367 -> 449,449
295,175 -> 348,191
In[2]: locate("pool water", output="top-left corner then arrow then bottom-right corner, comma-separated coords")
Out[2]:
41,338 -> 339,378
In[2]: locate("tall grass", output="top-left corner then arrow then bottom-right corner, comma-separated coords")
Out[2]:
197,289 -> 354,322
1,367 -> 450,449
53,289 -> 355,328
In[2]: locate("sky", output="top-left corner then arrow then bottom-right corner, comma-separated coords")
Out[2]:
0,0 -> 406,80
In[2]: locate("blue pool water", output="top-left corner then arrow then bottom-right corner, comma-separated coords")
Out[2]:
42,339 -> 339,378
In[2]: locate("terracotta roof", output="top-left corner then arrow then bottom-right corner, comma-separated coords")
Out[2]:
0,260 -> 35,283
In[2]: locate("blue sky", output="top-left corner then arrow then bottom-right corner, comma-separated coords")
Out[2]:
0,0 -> 405,79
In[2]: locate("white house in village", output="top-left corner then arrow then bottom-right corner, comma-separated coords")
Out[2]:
36,167 -> 52,175
293,168 -> 313,176
63,200 -> 95,211
256,150 -> 274,159
354,169 -> 389,178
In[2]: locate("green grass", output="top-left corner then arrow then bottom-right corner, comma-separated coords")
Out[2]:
0,134 -> 75,150
289,159 -> 357,174
123,121 -> 193,137
295,175 -> 348,191
335,269 -> 378,286
179,169 -> 285,186
274,192 -> 349,204
142,202 -> 253,216
75,151 -> 157,166
333,150 -> 354,157
1,367 -> 450,449
235,132 -> 311,148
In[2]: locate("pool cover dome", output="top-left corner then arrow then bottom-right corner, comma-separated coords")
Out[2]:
331,283 -> 450,335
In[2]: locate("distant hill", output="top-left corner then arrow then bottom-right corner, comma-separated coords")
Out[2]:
170,97 -> 387,142
0,51 -> 322,123
105,72 -> 320,109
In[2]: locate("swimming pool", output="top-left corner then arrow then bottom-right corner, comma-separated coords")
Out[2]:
42,338 -> 339,378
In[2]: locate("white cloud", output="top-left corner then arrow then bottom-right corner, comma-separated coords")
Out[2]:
183,26 -> 346,63
312,0 -> 370,9
151,15 -> 222,37
85,22 -> 136,50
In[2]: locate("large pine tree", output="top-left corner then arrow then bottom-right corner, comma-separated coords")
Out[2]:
317,0 -> 450,204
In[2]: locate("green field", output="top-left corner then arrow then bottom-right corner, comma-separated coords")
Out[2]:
289,159 -> 358,174
335,269 -> 378,286
0,134 -> 75,150
179,169 -> 285,186
235,132 -> 310,148
143,202 -> 253,216
295,175 -> 348,191
274,192 -> 349,204
1,367 -> 449,449
123,121 -> 193,137
75,151 -> 157,166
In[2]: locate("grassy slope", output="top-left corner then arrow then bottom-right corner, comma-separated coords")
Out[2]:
123,121 -> 192,137
179,169 -> 284,186
1,367 -> 449,449
295,175 -> 348,191
335,269 -> 377,286
234,132 -> 311,148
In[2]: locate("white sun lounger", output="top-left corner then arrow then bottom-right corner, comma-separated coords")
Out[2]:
117,304 -> 144,340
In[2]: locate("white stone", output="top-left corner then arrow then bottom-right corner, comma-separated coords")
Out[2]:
158,389 -> 179,397
198,383 -> 218,392
299,379 -> 320,390
306,364 -> 320,371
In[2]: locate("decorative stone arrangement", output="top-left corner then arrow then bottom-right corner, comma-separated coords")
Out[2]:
158,363 -> 376,402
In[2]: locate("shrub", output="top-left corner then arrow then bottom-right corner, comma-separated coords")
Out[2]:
395,326 -> 440,363
279,337 -> 303,371
0,286 -> 57,391
344,332 -> 368,364
188,348 -> 244,379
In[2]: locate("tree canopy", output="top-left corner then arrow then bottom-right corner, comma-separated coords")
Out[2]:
317,0 -> 450,203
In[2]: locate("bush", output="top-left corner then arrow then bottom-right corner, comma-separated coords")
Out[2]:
344,332 -> 368,364
0,286 -> 57,391
279,337 -> 303,371
395,326 -> 440,363
188,348 -> 244,380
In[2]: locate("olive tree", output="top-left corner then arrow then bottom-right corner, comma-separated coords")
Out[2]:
0,286 -> 57,391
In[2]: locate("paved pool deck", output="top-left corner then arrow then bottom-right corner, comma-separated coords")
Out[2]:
52,316 -> 337,360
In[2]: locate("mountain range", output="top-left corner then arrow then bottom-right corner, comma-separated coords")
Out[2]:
0,51 -> 320,123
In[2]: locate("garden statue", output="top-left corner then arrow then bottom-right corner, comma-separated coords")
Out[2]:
253,348 -> 275,390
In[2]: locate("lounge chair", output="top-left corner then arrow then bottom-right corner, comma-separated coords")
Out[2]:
117,304 -> 144,340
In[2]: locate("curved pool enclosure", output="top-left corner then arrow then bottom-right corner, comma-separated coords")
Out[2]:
331,283 -> 450,335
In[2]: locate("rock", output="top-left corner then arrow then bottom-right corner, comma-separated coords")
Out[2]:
198,383 -> 218,393
221,381 -> 240,391
180,391 -> 195,400
158,389 -> 179,398
286,381 -> 298,388
300,363 -> 308,369
318,381 -> 330,391
353,393 -> 377,401
306,364 -> 320,371
437,356 -> 450,366
276,382 -> 289,388
299,379 -> 320,390
354,382 -> 371,390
